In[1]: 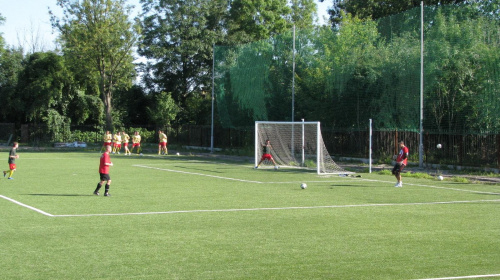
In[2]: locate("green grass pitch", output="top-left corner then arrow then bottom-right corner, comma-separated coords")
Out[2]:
1,151 -> 499,279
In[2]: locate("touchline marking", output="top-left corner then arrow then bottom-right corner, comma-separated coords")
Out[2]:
2,195 -> 498,217
413,273 -> 500,279
133,164 -> 263,183
0,195 -> 54,217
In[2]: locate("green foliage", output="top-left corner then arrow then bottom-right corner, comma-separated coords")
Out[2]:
140,0 -> 221,113
16,52 -> 74,125
71,130 -> 99,143
304,159 -> 317,168
228,0 -> 292,43
328,0 -> 471,25
451,176 -> 470,183
44,109 -> 71,142
215,4 -> 500,135
127,127 -> 156,143
52,0 -> 140,130
403,172 -> 434,179
0,48 -> 23,122
147,92 -> 180,128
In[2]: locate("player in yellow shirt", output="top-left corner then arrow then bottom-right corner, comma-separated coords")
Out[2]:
101,131 -> 112,152
158,130 -> 168,155
130,131 -> 142,154
122,131 -> 131,155
112,132 -> 122,154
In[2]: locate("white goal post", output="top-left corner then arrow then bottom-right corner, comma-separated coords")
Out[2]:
255,121 -> 349,174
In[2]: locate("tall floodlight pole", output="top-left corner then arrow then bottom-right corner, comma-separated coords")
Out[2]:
291,25 -> 296,157
211,44 -> 215,153
419,2 -> 424,167
292,25 -> 296,122
369,119 -> 372,173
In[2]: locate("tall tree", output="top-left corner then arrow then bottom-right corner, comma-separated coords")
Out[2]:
51,0 -> 140,131
15,52 -> 73,125
140,0 -> 226,124
327,0 -> 471,25
227,0 -> 292,43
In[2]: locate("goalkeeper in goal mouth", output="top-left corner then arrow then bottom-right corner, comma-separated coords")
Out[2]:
255,140 -> 279,169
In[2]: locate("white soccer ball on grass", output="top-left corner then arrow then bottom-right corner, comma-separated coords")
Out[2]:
176,152 -> 180,156
300,183 -> 307,189
437,175 -> 444,181
437,143 -> 442,149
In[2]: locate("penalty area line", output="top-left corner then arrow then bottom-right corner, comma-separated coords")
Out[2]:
413,273 -> 500,280
48,198 -> 500,217
0,195 -> 54,217
133,164 -> 264,184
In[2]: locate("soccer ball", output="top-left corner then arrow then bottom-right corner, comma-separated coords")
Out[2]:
176,152 -> 180,156
274,166 -> 279,170
300,183 -> 307,189
437,175 -> 444,181
437,143 -> 442,149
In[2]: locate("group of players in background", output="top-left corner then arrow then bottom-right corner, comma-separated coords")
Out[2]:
100,130 -> 168,156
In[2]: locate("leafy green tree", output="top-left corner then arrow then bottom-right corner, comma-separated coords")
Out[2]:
424,9 -> 500,132
51,0 -> 140,131
15,52 -> 73,125
0,13 -> 5,49
147,92 -> 181,129
140,0 -> 226,125
327,0 -> 470,25
0,48 -> 24,123
227,0 -> 292,43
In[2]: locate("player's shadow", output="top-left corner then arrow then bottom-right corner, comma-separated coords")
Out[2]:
330,184 -> 369,188
26,194 -> 91,197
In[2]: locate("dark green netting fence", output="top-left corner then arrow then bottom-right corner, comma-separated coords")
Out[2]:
214,3 -> 500,134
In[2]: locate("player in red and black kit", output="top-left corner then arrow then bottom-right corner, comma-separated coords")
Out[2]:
255,140 -> 279,169
94,145 -> 113,196
392,141 -> 409,187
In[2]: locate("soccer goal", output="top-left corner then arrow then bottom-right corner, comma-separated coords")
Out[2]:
255,121 -> 348,174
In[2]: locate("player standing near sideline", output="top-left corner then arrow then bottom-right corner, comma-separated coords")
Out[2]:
122,131 -> 131,155
392,141 -> 409,187
94,145 -> 113,197
111,131 -> 122,154
130,131 -> 142,154
113,132 -> 122,154
3,142 -> 19,180
255,140 -> 279,169
101,131 -> 112,152
158,130 -> 168,155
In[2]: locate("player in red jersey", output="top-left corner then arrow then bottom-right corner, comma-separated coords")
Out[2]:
94,145 -> 113,196
392,141 -> 409,187
3,142 -> 19,180
255,140 -> 278,169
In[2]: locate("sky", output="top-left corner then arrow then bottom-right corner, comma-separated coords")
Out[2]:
0,0 -> 331,51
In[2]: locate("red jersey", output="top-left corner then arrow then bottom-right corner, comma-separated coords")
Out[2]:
396,146 -> 409,165
99,152 -> 111,174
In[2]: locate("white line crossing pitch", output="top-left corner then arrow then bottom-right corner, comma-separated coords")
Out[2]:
1,194 -> 499,217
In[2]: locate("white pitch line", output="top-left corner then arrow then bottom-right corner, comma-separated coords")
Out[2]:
337,176 -> 500,195
133,164 -> 263,183
0,195 -> 54,217
413,273 -> 500,280
43,199 -> 500,217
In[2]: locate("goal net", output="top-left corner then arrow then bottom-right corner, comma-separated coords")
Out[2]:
255,121 -> 349,174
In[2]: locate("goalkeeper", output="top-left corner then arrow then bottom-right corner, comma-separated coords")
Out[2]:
255,140 -> 278,169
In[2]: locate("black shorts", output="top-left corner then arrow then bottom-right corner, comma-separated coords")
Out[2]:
99,173 -> 111,181
392,163 -> 405,175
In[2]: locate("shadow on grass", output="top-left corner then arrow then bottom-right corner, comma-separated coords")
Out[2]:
26,194 -> 92,197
